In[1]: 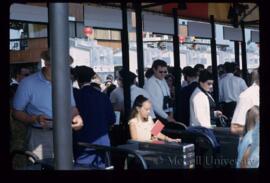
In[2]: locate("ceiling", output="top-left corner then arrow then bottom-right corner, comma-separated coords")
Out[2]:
89,2 -> 259,28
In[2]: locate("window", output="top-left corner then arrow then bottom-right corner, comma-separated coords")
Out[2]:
69,22 -> 75,38
76,22 -> 84,38
10,21 -> 48,51
111,30 -> 121,40
28,23 -> 47,38
94,29 -> 110,40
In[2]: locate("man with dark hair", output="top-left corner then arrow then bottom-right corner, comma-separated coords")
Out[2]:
194,64 -> 205,76
175,67 -> 198,125
144,59 -> 176,124
217,64 -> 226,80
219,62 -> 247,122
181,66 -> 193,87
72,66 -> 116,169
12,50 -> 83,160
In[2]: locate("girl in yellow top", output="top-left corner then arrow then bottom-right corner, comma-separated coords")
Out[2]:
128,95 -> 181,143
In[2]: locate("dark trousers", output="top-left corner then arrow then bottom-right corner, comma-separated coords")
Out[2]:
221,101 -> 237,125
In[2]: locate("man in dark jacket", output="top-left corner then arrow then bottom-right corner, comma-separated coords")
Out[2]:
73,66 -> 116,169
175,67 -> 198,126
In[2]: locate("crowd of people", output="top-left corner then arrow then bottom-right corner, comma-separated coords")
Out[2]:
10,50 -> 260,169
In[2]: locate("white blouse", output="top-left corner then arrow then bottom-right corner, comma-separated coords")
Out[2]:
189,87 -> 212,128
128,116 -> 155,141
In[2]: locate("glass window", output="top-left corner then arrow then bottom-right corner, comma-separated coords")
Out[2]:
28,23 -> 47,38
69,21 -> 75,38
76,22 -> 84,38
10,21 -> 28,39
111,30 -> 121,40
94,29 -> 110,40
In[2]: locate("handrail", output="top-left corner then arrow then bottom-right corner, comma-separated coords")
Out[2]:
171,121 -> 188,129
11,149 -> 41,165
78,142 -> 148,170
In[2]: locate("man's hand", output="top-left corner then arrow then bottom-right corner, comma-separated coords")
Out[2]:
214,110 -> 223,118
36,115 -> 52,129
230,123 -> 244,135
72,115 -> 83,131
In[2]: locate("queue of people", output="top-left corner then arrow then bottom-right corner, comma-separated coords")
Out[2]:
10,50 -> 260,169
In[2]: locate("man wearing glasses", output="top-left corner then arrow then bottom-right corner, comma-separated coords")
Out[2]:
144,59 -> 177,124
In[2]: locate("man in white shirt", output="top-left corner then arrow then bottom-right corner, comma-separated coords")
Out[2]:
230,69 -> 259,135
219,62 -> 248,121
144,60 -> 176,123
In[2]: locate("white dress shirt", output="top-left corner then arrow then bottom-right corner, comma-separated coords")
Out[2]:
189,87 -> 212,128
219,73 -> 248,102
231,83 -> 259,126
144,76 -> 172,119
130,84 -> 156,119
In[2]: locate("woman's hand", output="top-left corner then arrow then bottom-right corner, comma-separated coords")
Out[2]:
166,137 -> 181,143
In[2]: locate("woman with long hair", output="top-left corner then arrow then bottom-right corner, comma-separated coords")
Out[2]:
128,95 -> 181,143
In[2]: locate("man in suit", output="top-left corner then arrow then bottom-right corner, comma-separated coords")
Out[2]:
175,67 -> 198,126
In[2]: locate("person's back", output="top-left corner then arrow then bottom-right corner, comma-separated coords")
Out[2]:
248,122 -> 259,168
74,86 -> 115,144
219,62 -> 248,121
219,73 -> 247,103
175,82 -> 198,125
231,82 -> 259,134
236,106 -> 259,168
72,66 -> 115,168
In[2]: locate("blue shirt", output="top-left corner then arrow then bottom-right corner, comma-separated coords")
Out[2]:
13,71 -> 75,127
248,122 -> 259,168
236,129 -> 254,168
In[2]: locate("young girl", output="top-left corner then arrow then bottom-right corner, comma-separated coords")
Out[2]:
128,95 -> 181,143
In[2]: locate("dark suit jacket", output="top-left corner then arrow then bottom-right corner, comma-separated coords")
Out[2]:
175,82 -> 198,126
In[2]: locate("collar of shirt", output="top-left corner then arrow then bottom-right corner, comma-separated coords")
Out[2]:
38,71 -> 51,84
81,83 -> 91,89
252,83 -> 259,89
188,80 -> 198,85
225,73 -> 234,77
153,76 -> 165,84
131,84 -> 137,90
